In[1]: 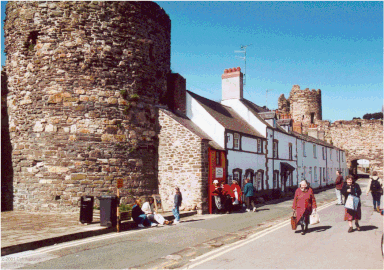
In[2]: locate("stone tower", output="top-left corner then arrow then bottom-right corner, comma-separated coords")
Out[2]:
288,85 -> 322,133
4,1 -> 171,211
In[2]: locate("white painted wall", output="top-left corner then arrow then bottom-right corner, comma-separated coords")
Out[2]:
221,99 -> 267,137
186,92 -> 225,148
227,150 -> 266,188
241,136 -> 258,152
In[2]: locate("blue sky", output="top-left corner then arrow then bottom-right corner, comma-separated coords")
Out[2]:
1,1 -> 383,121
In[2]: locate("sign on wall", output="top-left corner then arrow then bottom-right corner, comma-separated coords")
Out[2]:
216,167 -> 223,178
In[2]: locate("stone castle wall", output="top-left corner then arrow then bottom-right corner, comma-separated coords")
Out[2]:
288,85 -> 322,133
319,119 -> 383,177
158,109 -> 209,213
4,1 -> 171,211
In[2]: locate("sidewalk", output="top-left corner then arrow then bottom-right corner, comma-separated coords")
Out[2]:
1,209 -> 197,256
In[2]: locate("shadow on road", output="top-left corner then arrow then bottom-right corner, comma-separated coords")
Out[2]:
180,219 -> 205,224
294,225 -> 332,234
358,225 -> 378,232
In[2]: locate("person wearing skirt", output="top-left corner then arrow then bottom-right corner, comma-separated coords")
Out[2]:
292,180 -> 317,235
341,175 -> 362,232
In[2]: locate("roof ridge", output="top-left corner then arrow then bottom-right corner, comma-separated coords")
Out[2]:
186,90 -> 233,109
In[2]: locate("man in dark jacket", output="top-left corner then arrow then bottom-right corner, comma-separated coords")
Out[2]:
243,179 -> 257,212
335,170 -> 344,205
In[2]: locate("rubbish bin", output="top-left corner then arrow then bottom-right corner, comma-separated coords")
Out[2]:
80,196 -> 94,224
98,195 -> 118,227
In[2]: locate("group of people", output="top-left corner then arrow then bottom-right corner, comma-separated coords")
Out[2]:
211,178 -> 257,214
292,170 -> 383,235
131,187 -> 182,228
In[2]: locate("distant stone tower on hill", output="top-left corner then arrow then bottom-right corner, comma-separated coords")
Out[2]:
278,85 -> 322,133
4,1 -> 171,211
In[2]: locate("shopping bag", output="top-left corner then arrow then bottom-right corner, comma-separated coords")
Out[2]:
345,194 -> 359,211
291,216 -> 297,230
309,211 -> 320,225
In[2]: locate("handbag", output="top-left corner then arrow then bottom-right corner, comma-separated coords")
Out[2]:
291,216 -> 297,230
345,194 -> 359,211
309,211 -> 320,225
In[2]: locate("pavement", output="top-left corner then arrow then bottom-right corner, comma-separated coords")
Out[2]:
1,209 -> 197,256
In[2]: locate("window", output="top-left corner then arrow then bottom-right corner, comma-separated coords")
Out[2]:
330,149 -> 333,160
336,150 -> 339,162
327,168 -> 329,181
322,147 -> 325,160
310,112 -> 315,124
314,166 -> 317,181
323,168 -> 326,183
303,142 -> 306,157
288,172 -> 293,186
313,144 -> 317,158
245,169 -> 254,184
273,171 -> 279,189
234,133 -> 240,149
256,170 -> 264,190
309,167 -> 312,182
273,140 -> 279,158
233,168 -> 242,186
303,166 -> 307,180
216,151 -> 221,166
342,152 -> 344,162
257,139 -> 263,153
289,143 -> 293,160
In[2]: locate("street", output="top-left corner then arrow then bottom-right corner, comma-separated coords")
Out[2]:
2,178 -> 382,269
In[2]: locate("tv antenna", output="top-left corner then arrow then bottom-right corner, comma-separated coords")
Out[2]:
266,89 -> 273,108
235,44 -> 252,87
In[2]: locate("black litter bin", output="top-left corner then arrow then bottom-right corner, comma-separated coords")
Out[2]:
80,196 -> 94,224
98,195 -> 118,227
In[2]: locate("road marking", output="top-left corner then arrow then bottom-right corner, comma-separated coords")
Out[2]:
186,199 -> 337,269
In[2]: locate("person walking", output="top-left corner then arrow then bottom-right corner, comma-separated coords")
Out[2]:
132,199 -> 157,228
173,187 -> 182,224
243,178 -> 256,212
366,171 -> 383,212
231,180 -> 242,210
335,170 -> 344,205
341,175 -> 362,232
292,180 -> 317,235
142,197 -> 172,225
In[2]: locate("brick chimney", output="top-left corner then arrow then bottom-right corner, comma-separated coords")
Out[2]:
166,73 -> 186,114
222,67 -> 243,101
293,122 -> 302,134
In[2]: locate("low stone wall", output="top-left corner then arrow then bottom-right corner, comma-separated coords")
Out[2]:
158,109 -> 209,213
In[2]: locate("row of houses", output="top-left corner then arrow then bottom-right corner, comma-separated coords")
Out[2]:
158,68 -> 347,214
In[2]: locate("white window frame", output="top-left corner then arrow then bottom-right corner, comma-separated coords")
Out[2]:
314,166 -> 317,181
313,144 -> 317,158
256,171 -> 263,190
257,139 -> 262,153
234,133 -> 240,149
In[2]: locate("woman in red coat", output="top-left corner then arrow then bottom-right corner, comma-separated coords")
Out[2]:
292,180 -> 317,235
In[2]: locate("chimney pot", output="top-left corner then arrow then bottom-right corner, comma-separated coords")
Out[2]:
224,69 -> 228,73
236,67 -> 241,71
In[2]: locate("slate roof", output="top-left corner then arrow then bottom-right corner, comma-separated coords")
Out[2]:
187,91 -> 265,138
160,108 -> 224,150
292,131 -> 342,150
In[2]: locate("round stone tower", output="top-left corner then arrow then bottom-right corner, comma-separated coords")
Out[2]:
289,85 -> 322,130
4,1 -> 171,211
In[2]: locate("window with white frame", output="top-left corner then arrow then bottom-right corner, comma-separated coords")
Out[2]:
257,139 -> 263,153
313,144 -> 317,158
303,142 -> 306,157
234,133 -> 240,149
336,150 -> 339,161
256,170 -> 263,190
273,140 -> 278,158
314,166 -> 317,181
289,143 -> 293,160
273,171 -> 279,189
309,167 -> 312,181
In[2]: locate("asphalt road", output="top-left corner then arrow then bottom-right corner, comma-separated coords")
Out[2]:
2,178 -> 382,269
187,178 -> 383,269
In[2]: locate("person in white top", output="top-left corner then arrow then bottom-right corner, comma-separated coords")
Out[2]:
141,197 -> 172,225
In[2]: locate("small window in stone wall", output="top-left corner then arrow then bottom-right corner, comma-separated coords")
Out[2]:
24,31 -> 39,51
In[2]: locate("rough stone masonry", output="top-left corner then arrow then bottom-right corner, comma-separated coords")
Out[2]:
4,1 -> 171,211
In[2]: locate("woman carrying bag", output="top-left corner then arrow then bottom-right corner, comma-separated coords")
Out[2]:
292,180 -> 317,235
341,175 -> 362,232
